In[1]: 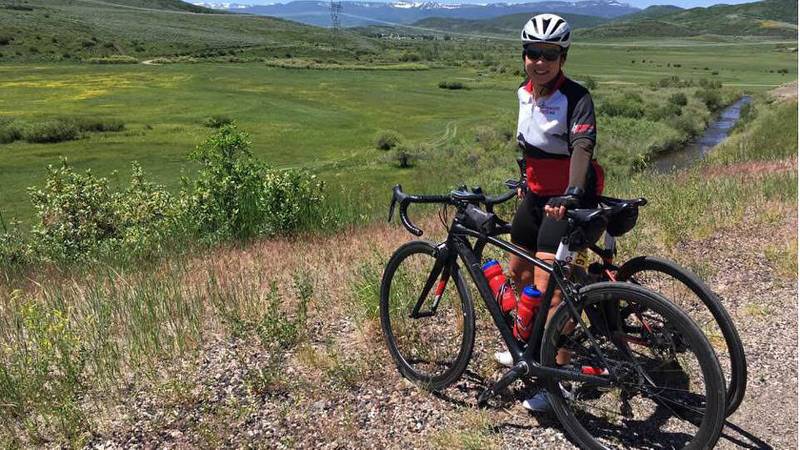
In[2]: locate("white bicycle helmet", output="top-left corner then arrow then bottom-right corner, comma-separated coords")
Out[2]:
521,14 -> 571,49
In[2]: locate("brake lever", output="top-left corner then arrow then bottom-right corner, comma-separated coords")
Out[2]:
388,195 -> 397,223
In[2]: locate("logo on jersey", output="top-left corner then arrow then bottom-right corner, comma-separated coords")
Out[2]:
572,123 -> 595,134
538,104 -> 560,115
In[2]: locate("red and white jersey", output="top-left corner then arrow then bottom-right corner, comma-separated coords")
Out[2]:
516,73 -> 604,196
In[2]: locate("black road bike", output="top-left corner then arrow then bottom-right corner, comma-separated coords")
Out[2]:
574,221 -> 747,417
380,183 -> 726,449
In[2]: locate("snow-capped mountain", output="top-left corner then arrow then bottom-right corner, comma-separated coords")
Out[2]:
203,0 -> 640,27
193,2 -> 251,8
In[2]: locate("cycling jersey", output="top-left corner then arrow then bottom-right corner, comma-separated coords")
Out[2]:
516,72 -> 604,196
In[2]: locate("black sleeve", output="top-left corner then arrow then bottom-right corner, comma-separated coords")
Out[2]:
569,93 -> 597,145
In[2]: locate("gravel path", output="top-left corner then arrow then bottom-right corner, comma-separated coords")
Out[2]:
82,197 -> 797,450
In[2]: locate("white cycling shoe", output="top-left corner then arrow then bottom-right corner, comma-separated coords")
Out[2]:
493,350 -> 513,367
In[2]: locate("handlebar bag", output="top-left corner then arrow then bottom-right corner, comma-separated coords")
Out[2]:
463,204 -> 497,235
606,205 -> 639,237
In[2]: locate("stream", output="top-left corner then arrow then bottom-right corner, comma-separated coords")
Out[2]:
650,96 -> 752,173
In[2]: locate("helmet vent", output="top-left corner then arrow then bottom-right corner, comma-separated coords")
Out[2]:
541,17 -> 551,33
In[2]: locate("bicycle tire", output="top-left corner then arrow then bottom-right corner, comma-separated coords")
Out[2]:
541,282 -> 726,450
380,240 -> 475,391
617,256 -> 747,416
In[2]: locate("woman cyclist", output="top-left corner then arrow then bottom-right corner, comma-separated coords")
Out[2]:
494,13 -> 605,413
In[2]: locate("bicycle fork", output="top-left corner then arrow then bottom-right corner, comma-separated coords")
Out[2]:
409,242 -> 453,319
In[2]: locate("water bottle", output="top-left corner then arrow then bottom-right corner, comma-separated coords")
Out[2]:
513,285 -> 542,342
481,260 -> 517,314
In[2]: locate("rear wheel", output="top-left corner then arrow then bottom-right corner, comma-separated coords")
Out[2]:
380,240 -> 475,390
541,282 -> 726,450
617,256 -> 746,416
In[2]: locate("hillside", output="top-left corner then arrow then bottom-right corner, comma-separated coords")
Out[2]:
0,0 -> 378,61
412,12 -> 609,36
581,0 -> 797,38
615,4 -> 683,20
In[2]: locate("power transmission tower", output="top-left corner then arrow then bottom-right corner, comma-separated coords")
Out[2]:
329,1 -> 342,41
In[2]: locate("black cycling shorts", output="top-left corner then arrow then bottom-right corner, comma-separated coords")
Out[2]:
510,193 -> 597,254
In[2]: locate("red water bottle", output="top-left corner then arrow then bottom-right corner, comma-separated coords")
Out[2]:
481,260 -> 517,314
513,285 -> 542,341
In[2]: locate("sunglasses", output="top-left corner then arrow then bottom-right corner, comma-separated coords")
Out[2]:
523,46 -> 562,62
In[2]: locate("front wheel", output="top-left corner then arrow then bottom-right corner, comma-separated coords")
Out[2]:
617,256 -> 747,416
541,282 -> 726,450
380,240 -> 475,391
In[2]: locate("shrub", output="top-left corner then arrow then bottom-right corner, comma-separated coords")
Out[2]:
599,95 -> 644,119
697,78 -> 722,89
695,88 -> 722,111
202,115 -> 233,128
374,129 -> 401,150
387,144 -> 419,168
0,219 -> 32,266
185,124 -> 324,239
669,92 -> 688,106
667,114 -> 701,135
66,117 -> 125,133
645,103 -> 682,121
84,55 -> 138,64
583,76 -> 598,90
113,163 -> 178,255
438,80 -> 464,90
22,120 -> 80,143
652,76 -> 686,88
25,160 -> 176,261
28,161 -> 119,259
0,36 -> 11,46
399,52 -> 421,62
0,118 -> 22,144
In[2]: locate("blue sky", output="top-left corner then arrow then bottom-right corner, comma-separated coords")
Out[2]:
239,0 -> 759,8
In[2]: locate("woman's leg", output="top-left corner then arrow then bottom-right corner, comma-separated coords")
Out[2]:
533,251 -> 571,365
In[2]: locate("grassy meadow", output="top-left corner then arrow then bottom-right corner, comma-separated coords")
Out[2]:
1,38 -> 796,228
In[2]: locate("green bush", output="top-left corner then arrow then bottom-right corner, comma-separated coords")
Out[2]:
202,115 -> 233,128
22,120 -> 80,143
583,76 -> 598,90
438,80 -> 464,90
185,124 -> 324,240
698,78 -> 721,89
599,95 -> 644,119
84,55 -> 138,64
667,114 -> 701,135
399,52 -> 421,62
390,144 -> 416,168
695,88 -> 722,111
0,118 -> 22,144
374,129 -> 402,150
645,103 -> 682,121
28,161 -> 119,259
17,117 -> 124,144
0,219 -> 32,267
72,117 -> 125,132
669,92 -> 688,106
26,160 -> 176,261
652,76 -> 690,89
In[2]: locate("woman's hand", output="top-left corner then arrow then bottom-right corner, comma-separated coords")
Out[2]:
517,187 -> 525,199
545,195 -> 580,220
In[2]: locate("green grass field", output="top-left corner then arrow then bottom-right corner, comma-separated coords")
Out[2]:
0,38 -> 796,226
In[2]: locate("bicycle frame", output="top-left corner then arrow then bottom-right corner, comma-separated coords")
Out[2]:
414,219 -> 614,391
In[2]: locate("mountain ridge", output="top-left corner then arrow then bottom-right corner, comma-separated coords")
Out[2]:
214,0 -> 640,27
